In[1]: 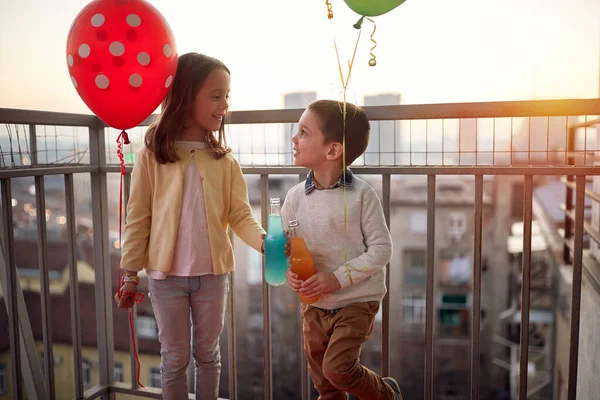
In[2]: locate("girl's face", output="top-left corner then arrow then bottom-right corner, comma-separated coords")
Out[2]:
189,67 -> 230,133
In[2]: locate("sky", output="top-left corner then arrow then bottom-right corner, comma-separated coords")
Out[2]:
0,0 -> 599,114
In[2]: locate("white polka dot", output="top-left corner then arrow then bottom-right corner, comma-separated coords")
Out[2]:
91,14 -> 105,27
127,14 -> 141,27
163,44 -> 172,57
109,41 -> 125,57
165,75 -> 173,88
78,44 -> 90,58
67,54 -> 74,67
71,76 -> 78,88
129,74 -> 143,87
137,52 -> 150,66
95,74 -> 109,89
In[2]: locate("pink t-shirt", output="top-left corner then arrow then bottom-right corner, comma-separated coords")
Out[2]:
146,141 -> 214,279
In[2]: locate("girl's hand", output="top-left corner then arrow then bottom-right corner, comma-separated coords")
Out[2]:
286,268 -> 302,292
114,281 -> 138,309
300,272 -> 341,297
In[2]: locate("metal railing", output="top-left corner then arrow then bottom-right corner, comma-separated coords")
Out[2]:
1,98 -> 599,400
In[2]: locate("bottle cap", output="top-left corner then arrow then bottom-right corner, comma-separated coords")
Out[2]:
288,219 -> 299,228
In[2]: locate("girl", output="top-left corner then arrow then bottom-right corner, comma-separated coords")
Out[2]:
115,52 -> 265,399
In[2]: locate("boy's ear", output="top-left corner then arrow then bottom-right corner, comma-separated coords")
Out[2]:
326,142 -> 344,162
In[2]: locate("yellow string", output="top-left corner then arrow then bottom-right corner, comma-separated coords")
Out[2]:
328,14 -> 368,285
365,17 -> 377,67
325,0 -> 333,19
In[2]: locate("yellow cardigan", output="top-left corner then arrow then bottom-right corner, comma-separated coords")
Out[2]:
120,144 -> 265,274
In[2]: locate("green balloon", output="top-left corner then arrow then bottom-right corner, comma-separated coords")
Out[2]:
343,0 -> 406,17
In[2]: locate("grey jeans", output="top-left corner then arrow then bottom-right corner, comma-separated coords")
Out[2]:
148,273 -> 229,400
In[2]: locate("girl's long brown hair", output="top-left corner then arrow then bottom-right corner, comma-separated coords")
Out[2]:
144,53 -> 231,163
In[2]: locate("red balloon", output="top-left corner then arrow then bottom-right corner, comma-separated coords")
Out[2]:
66,0 -> 177,130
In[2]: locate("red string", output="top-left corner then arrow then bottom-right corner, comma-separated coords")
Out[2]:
116,130 -> 145,389
116,130 -> 129,298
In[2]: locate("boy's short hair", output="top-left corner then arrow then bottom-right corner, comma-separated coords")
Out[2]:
307,100 -> 370,166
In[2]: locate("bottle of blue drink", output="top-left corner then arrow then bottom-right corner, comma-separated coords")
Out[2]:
264,197 -> 288,286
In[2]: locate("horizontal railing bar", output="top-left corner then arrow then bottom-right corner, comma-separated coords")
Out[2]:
0,108 -> 100,127
561,177 -> 600,203
0,166 -> 97,178
109,383 -> 201,399
568,118 -> 600,129
562,205 -> 600,245
3,99 -> 599,127
98,165 -> 600,176
81,384 -> 109,400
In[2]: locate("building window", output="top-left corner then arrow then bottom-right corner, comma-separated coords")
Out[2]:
0,364 -> 8,395
402,293 -> 426,325
404,250 -> 426,286
114,362 -> 124,382
447,212 -> 467,241
150,367 -> 161,388
82,358 -> 91,387
410,212 -> 427,234
137,316 -> 158,339
438,294 -> 470,337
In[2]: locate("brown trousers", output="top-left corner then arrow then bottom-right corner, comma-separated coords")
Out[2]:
301,301 -> 395,400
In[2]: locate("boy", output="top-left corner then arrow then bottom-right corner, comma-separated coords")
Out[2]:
282,100 -> 402,400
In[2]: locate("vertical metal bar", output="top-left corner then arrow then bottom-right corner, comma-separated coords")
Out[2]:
227,229 -> 238,400
298,173 -> 309,400
459,119 -> 462,165
492,119 -> 496,165
65,174 -> 84,398
0,179 -> 23,400
518,175 -> 533,400
36,175 -> 55,399
260,174 -> 273,400
425,120 -> 429,165
475,119 -> 478,165
564,128 -> 575,263
301,334 -> 310,400
89,125 -> 114,395
546,116 -> 550,166
567,175 -> 585,400
528,117 -> 531,165
510,118 -> 514,165
441,120 -> 445,166
29,124 -> 37,165
425,175 -> 436,400
584,116 -> 588,165
471,175 -> 483,400
0,212 -> 45,400
409,120 -> 413,165
381,174 -> 391,377
122,172 -> 140,391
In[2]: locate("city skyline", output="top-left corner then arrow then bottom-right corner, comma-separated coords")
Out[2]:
1,0 -> 599,114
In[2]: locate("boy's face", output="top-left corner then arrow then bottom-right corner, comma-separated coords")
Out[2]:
292,109 -> 332,169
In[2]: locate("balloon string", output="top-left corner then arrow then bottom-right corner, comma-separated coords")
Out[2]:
328,15 -> 368,284
365,17 -> 377,66
116,130 -> 146,389
325,0 -> 333,19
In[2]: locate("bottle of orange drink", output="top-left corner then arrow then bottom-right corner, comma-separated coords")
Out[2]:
288,219 -> 320,304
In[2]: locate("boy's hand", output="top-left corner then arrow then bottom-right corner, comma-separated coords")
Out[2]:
286,268 -> 302,292
114,281 -> 138,309
300,272 -> 341,297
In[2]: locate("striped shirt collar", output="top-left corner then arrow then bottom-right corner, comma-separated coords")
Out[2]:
304,169 -> 354,195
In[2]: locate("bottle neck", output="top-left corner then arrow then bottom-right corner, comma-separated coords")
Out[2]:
288,226 -> 298,238
269,203 -> 281,215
